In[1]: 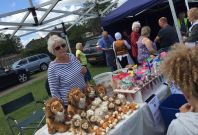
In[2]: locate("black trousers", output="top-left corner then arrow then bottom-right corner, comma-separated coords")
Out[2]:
118,56 -> 128,68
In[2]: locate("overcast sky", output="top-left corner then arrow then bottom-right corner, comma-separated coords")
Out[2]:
0,0 -> 127,46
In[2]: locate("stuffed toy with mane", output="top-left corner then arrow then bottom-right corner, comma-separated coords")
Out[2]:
44,97 -> 70,134
95,84 -> 106,99
67,87 -> 86,117
83,84 -> 96,106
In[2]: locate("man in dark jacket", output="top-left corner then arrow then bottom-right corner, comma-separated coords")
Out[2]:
186,7 -> 198,43
155,17 -> 179,51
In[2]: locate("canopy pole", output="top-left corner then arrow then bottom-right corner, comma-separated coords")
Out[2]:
168,0 -> 183,43
62,22 -> 72,53
185,0 -> 190,11
65,35 -> 72,53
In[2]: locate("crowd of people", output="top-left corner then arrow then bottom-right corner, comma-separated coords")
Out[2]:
96,7 -> 198,71
45,7 -> 198,135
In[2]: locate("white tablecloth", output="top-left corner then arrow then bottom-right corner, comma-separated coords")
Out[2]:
35,84 -> 169,135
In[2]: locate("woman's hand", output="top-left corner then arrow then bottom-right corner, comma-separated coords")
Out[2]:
81,66 -> 87,74
179,103 -> 194,113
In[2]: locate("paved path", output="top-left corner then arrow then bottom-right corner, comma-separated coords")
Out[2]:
0,73 -> 47,97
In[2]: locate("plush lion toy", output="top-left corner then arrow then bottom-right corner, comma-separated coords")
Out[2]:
45,97 -> 70,134
83,84 -> 96,106
95,84 -> 106,99
67,87 -> 86,117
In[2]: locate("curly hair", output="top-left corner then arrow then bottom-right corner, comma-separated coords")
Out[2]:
160,44 -> 198,98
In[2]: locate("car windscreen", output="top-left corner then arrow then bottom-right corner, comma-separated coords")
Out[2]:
18,59 -> 28,66
85,38 -> 98,48
12,61 -> 20,68
38,54 -> 48,59
28,56 -> 39,62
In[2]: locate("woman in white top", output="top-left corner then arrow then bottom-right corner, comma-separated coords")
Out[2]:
161,44 -> 198,135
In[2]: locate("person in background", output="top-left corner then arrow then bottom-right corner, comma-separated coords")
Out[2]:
131,21 -> 141,64
161,45 -> 198,135
113,32 -> 133,68
76,42 -> 91,84
155,17 -> 178,51
186,7 -> 198,43
137,26 -> 156,64
122,30 -> 132,57
177,11 -> 189,36
98,31 -> 117,71
122,30 -> 131,45
47,35 -> 87,105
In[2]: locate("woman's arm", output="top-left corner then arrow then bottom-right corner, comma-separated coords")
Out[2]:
48,64 -> 61,98
123,40 -> 131,49
142,38 -> 156,54
72,54 -> 87,74
81,66 -> 87,74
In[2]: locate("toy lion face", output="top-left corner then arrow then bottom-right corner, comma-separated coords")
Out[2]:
84,84 -> 95,98
45,97 -> 65,118
68,87 -> 86,109
50,100 -> 64,114
95,84 -> 106,98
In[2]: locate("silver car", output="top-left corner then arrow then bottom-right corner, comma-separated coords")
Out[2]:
12,53 -> 51,73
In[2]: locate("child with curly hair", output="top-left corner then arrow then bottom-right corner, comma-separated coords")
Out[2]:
160,44 -> 198,135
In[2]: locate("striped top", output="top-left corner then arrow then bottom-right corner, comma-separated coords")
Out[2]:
47,53 -> 86,105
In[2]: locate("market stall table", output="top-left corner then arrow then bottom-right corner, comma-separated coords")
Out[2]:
35,84 -> 169,135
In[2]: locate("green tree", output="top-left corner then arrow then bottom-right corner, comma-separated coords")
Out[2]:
82,0 -> 117,34
21,38 -> 53,59
0,33 -> 23,56
67,25 -> 88,52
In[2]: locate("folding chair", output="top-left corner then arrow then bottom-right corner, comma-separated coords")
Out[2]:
1,92 -> 45,135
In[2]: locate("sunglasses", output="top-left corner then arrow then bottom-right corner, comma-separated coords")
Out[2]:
54,44 -> 66,51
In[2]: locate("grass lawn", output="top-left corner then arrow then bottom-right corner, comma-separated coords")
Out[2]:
0,65 -> 109,135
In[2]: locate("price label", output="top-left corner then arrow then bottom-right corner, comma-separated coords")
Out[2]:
147,94 -> 161,125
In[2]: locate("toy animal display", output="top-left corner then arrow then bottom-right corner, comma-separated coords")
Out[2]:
80,111 -> 87,120
71,114 -> 82,134
44,97 -> 70,134
43,84 -> 139,135
71,114 -> 94,135
83,84 -> 96,106
116,93 -> 127,105
95,84 -> 106,98
92,126 -> 105,135
80,119 -> 93,134
67,87 -> 86,117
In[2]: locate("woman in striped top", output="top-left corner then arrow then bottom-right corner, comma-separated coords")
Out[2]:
47,35 -> 87,105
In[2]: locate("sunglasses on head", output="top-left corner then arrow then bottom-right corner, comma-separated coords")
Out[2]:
54,44 -> 66,51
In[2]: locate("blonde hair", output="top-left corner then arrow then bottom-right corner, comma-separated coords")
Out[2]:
76,42 -> 83,50
160,44 -> 198,98
141,26 -> 151,36
188,7 -> 198,20
132,21 -> 141,31
47,35 -> 67,55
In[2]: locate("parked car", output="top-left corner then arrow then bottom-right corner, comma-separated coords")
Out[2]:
83,36 -> 106,64
12,53 -> 51,73
0,67 -> 30,90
